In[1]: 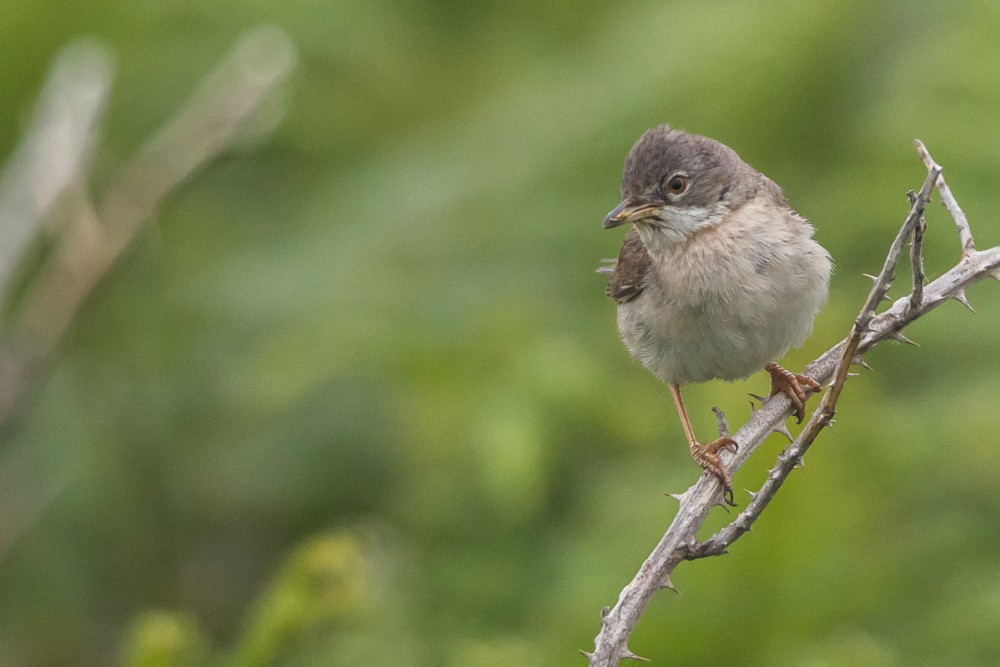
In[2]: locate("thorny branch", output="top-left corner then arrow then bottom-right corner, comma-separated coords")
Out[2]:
587,140 -> 1000,665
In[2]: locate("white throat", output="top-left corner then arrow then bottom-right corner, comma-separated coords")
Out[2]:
634,203 -> 728,252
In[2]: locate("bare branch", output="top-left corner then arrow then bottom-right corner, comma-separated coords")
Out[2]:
588,141 -> 999,665
711,406 -> 730,439
915,139 -> 975,257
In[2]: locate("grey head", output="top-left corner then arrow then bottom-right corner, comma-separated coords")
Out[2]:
603,124 -> 784,230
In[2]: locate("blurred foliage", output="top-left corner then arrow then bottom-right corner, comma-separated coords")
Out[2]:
121,531 -> 378,666
228,531 -> 370,666
2,0 -> 1000,665
123,611 -> 211,667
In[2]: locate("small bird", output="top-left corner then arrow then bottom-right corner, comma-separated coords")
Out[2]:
602,125 -> 832,504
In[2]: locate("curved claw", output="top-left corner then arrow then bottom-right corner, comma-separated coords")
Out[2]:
703,435 -> 738,455
691,436 -> 739,507
765,363 -> 821,423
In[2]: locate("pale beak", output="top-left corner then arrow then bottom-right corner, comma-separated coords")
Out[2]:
602,201 -> 662,229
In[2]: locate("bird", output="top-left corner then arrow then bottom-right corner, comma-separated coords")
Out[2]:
602,125 -> 832,504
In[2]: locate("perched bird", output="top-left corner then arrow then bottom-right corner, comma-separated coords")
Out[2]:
602,125 -> 832,504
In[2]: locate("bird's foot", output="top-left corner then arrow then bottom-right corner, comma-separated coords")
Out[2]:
765,362 -> 821,424
691,437 -> 738,506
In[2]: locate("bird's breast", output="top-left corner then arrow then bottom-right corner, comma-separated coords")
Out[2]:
617,201 -> 831,385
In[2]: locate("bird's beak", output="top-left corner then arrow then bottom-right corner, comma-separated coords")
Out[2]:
602,201 -> 661,229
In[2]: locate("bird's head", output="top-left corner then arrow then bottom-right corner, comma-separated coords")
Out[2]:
603,125 -> 768,236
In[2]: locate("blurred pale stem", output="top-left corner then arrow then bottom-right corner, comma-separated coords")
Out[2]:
0,40 -> 113,299
0,26 -> 296,563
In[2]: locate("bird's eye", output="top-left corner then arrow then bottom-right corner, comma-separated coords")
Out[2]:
664,174 -> 688,195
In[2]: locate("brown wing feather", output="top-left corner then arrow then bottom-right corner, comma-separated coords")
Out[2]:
607,227 -> 651,303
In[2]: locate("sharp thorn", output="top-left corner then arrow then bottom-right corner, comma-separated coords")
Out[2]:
746,488 -> 758,501
713,497 -> 732,512
952,289 -> 976,313
623,648 -> 651,662
660,577 -> 679,593
665,491 -> 688,504
771,422 -> 793,442
862,273 -> 878,282
580,650 -> 594,658
889,330 -> 919,346
795,456 -> 805,469
748,393 -> 767,405
852,355 -> 873,372
749,400 -> 759,416
846,371 -> 859,378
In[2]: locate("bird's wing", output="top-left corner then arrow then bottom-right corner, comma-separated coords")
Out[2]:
606,226 -> 651,303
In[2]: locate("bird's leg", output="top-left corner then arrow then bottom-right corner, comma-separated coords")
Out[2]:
668,384 -> 737,506
764,362 -> 821,424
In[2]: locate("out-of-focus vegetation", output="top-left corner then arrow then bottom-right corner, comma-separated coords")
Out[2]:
1,1 -> 1000,665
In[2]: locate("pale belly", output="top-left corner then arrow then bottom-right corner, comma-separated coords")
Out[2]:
616,241 -> 830,385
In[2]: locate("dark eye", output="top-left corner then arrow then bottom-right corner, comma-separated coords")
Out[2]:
665,174 -> 688,194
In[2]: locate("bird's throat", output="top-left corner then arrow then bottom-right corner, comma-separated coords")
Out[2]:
634,204 -> 729,252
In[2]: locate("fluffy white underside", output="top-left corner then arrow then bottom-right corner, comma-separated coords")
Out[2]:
618,199 -> 831,385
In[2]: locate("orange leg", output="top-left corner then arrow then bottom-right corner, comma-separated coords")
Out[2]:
669,384 -> 737,506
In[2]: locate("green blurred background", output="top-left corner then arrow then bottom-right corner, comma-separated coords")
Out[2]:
2,1 -> 1000,665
